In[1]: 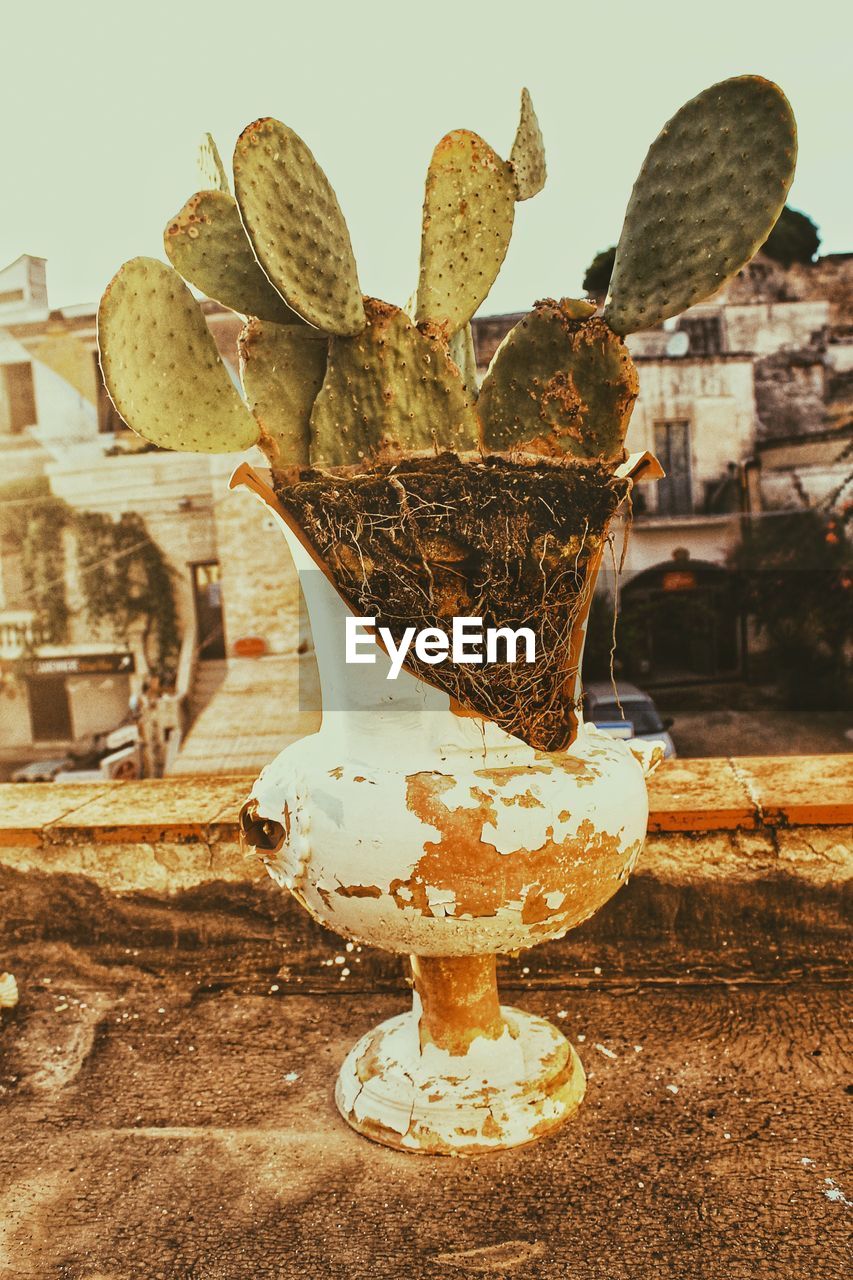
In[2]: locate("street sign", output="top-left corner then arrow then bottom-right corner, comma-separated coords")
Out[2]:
29,652 -> 135,677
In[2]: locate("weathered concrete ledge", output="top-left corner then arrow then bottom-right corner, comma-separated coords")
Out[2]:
1,757 -> 850,989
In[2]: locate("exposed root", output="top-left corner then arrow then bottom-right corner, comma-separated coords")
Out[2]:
274,453 -> 628,751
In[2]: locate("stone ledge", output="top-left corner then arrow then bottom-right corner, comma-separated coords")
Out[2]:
0,755 -> 850,848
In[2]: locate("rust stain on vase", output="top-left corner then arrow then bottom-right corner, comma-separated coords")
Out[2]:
336,882 -> 383,899
397,770 -> 628,924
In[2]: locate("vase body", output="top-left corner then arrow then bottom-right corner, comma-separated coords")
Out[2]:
235,466 -> 657,1153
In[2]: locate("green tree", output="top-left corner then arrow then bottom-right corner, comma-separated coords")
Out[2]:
731,504 -> 852,710
583,246 -> 616,297
760,206 -> 820,267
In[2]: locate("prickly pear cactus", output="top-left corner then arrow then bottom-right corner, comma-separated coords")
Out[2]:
233,117 -> 365,337
95,76 -> 798,747
449,323 -> 479,397
605,76 -> 796,335
510,88 -> 546,201
98,77 -> 796,472
164,190 -> 303,325
197,132 -> 230,194
239,320 -> 328,467
310,299 -> 479,467
479,300 -> 637,461
414,129 -> 516,338
98,258 -> 259,453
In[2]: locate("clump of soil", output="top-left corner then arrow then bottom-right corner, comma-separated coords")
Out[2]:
274,453 -> 628,750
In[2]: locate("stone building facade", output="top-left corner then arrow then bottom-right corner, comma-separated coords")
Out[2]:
471,251 -> 852,683
0,255 -> 293,767
1,243 -> 849,766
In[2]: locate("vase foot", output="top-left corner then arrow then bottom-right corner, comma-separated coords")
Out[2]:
335,1003 -> 585,1155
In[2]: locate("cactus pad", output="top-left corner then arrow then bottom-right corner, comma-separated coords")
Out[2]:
164,190 -> 303,325
310,298 -> 479,467
198,133 -> 229,193
98,257 -> 259,453
510,88 -> 546,201
233,117 -> 365,336
414,130 -> 516,337
449,322 -> 479,397
239,319 -> 327,467
479,299 -> 637,460
605,76 -> 796,335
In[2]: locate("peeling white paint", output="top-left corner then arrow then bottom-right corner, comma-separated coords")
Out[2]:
235,477 -> 657,1152
335,1001 -> 586,1154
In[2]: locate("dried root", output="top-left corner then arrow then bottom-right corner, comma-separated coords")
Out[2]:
274,453 -> 627,751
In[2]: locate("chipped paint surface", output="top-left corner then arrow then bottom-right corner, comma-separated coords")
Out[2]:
244,512 -> 654,956
239,503 -> 655,1152
335,996 -> 585,1155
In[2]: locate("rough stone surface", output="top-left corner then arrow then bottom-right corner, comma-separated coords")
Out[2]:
0,956 -> 849,1278
210,465 -> 315,660
0,763 -> 850,1276
754,351 -> 827,438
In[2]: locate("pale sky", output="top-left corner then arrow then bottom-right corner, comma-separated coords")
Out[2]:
1,0 -> 851,314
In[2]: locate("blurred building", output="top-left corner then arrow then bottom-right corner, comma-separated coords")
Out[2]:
0,255 -> 305,771
473,251 -> 853,685
1,245 -> 850,770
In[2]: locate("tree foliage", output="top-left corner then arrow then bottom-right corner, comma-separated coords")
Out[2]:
583,246 -> 616,297
731,504 -> 852,709
760,206 -> 820,267
0,479 -> 179,673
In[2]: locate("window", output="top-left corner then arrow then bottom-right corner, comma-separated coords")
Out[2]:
1,362 -> 37,433
678,315 -> 724,356
654,421 -> 693,516
0,537 -> 26,607
191,561 -> 226,660
94,353 -> 125,433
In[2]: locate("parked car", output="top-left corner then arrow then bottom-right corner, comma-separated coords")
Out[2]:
11,724 -> 141,783
583,681 -> 676,758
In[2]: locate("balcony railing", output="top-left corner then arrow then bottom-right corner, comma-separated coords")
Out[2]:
633,472 -> 743,520
0,610 -> 44,660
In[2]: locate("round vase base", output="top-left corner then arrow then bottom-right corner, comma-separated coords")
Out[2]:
335,1004 -> 586,1155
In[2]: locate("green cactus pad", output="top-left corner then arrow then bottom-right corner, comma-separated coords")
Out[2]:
310,298 -> 479,467
233,117 -> 365,336
510,88 -> 546,201
414,130 -> 516,337
479,299 -> 637,460
605,76 -> 796,335
198,133 -> 229,193
239,319 -> 327,467
98,257 -> 259,454
449,322 -> 479,397
164,190 -> 303,325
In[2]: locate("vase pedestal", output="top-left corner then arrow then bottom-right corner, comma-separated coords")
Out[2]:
335,955 -> 585,1155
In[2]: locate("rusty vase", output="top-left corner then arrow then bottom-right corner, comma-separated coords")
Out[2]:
235,464 -> 659,1155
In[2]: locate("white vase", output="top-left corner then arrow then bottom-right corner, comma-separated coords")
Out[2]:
232,462 -> 660,1155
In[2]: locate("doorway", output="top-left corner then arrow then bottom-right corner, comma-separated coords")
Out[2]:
619,559 -> 741,684
191,562 -> 226,660
28,675 -> 73,741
